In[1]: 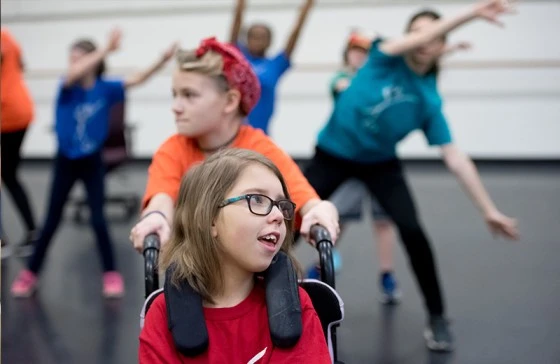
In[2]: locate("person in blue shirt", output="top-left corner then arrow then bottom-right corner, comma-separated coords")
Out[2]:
304,0 -> 520,351
11,28 -> 177,299
229,0 -> 315,134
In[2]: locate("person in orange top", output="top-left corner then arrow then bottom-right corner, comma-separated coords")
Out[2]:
129,37 -> 339,252
1,27 -> 37,254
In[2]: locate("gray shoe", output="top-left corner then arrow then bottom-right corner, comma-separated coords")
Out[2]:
424,315 -> 454,352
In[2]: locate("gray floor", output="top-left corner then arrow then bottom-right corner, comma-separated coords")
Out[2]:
2,161 -> 559,364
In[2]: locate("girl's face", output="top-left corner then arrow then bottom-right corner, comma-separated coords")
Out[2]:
212,163 -> 289,274
346,47 -> 368,70
407,16 -> 446,67
246,25 -> 271,57
171,70 -> 235,137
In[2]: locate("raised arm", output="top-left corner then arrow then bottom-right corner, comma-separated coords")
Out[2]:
284,0 -> 315,59
440,144 -> 519,240
381,0 -> 514,56
229,0 -> 246,44
125,42 -> 177,89
64,28 -> 121,87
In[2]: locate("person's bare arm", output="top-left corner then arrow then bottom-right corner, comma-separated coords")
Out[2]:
381,0 -> 514,56
284,0 -> 315,59
64,28 -> 121,87
124,42 -> 177,89
130,193 -> 174,252
229,0 -> 246,44
441,144 -> 519,240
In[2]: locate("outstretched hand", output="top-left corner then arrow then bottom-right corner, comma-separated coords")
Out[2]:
485,209 -> 519,240
106,28 -> 122,53
474,0 -> 517,27
162,42 -> 179,62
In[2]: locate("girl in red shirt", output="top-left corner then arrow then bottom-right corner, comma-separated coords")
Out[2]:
139,148 -> 331,363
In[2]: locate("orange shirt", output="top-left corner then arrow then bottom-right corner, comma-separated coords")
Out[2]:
143,126 -> 319,218
1,28 -> 34,132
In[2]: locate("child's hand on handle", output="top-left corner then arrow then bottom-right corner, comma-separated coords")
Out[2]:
129,211 -> 171,253
473,0 -> 517,27
300,201 -> 340,246
106,27 -> 122,53
484,209 -> 519,240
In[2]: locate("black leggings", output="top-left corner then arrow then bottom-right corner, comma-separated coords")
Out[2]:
28,152 -> 116,273
1,128 -> 36,232
304,147 -> 445,317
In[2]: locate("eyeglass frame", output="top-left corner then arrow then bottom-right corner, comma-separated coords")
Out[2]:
218,193 -> 296,220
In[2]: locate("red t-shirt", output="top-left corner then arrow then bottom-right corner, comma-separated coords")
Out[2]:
139,283 -> 331,363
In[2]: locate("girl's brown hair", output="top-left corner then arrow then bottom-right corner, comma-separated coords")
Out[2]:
406,9 -> 444,77
160,148 -> 299,304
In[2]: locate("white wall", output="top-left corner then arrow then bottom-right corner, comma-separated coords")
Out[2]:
3,0 -> 559,159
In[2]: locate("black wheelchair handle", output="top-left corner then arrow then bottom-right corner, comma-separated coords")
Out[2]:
143,233 -> 161,298
309,224 -> 336,289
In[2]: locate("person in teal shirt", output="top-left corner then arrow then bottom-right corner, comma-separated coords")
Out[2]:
307,32 -> 404,305
304,1 -> 519,352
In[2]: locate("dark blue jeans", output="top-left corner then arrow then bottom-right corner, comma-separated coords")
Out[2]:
28,152 -> 116,273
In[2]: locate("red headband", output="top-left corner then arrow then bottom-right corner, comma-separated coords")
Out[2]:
195,37 -> 261,115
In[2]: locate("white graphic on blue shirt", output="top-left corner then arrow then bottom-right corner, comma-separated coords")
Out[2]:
72,100 -> 105,155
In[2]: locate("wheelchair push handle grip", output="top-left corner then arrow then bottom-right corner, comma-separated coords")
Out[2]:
309,225 -> 336,289
310,224 -> 332,245
143,233 -> 161,254
144,233 -> 161,298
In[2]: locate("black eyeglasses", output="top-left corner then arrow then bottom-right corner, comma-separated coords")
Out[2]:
219,194 -> 296,220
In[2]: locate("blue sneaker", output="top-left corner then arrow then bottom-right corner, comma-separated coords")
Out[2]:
305,249 -> 342,279
379,271 -> 402,304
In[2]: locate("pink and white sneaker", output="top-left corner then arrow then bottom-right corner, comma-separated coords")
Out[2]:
103,271 -> 124,298
11,269 -> 38,298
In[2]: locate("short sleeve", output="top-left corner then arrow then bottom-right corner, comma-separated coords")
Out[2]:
423,107 -> 453,146
271,52 -> 291,78
103,78 -> 126,105
142,137 -> 186,208
367,38 -> 403,68
235,42 -> 249,58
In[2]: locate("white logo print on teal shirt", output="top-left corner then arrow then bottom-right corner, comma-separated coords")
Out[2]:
363,85 -> 418,133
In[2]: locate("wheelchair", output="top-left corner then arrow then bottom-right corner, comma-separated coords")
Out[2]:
140,225 -> 345,363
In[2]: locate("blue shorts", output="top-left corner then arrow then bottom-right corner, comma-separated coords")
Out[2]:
329,179 -> 390,222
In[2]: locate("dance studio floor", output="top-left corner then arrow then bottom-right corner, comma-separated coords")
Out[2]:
2,161 -> 559,364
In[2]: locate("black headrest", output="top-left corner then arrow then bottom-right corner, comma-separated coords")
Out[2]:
165,251 -> 302,357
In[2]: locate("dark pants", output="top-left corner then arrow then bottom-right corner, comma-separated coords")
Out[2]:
28,152 -> 116,273
1,128 -> 36,232
304,146 -> 445,317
